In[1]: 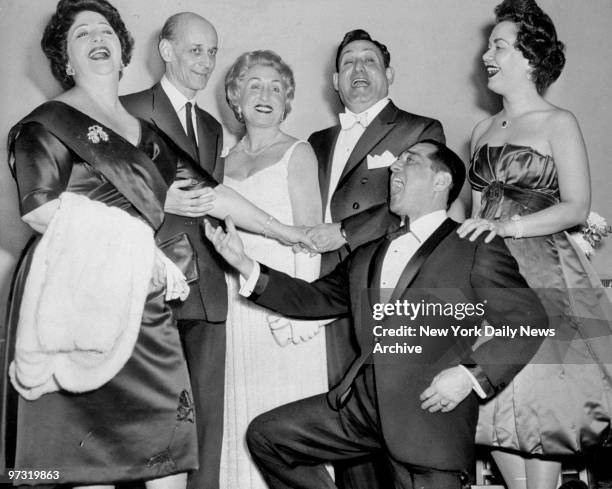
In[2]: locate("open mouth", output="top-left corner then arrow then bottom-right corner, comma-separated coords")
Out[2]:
390,177 -> 404,194
485,64 -> 500,78
88,46 -> 110,60
254,104 -> 273,114
351,77 -> 369,87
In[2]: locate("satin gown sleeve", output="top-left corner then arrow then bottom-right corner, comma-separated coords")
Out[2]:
12,122 -> 73,216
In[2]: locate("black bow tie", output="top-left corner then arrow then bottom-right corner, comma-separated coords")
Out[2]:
386,222 -> 410,240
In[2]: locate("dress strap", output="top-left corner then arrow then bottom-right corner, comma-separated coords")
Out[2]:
279,140 -> 308,168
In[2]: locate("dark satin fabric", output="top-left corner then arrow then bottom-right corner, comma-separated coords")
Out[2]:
470,144 -> 558,196
2,116 -> 197,483
174,153 -> 218,186
470,144 -> 612,455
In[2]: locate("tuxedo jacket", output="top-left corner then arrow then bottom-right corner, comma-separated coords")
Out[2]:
250,219 -> 547,471
309,101 -> 445,274
122,83 -> 227,321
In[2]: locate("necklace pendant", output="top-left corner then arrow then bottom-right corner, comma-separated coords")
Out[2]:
501,120 -> 509,129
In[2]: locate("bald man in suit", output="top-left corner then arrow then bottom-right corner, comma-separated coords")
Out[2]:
122,12 -> 225,489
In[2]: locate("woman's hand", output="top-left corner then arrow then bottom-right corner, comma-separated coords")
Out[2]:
457,217 -> 512,243
151,248 -> 167,288
276,223 -> 318,252
152,248 -> 190,301
290,320 -> 322,344
267,315 -> 293,347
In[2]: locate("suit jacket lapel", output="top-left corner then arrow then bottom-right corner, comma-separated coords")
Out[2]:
149,83 -> 199,162
389,219 -> 459,303
337,102 -> 399,187
195,107 -> 217,172
316,126 -> 341,208
367,237 -> 391,305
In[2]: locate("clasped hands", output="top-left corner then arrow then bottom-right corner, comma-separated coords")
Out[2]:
292,222 -> 347,255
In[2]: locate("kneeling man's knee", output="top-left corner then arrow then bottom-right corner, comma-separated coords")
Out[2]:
247,411 -> 277,456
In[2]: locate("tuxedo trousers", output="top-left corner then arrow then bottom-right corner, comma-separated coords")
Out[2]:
325,316 -> 390,489
246,365 -> 465,489
178,319 -> 226,489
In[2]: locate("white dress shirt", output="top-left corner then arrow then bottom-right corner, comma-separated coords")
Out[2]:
324,97 -> 390,222
380,210 -> 447,290
160,75 -> 199,144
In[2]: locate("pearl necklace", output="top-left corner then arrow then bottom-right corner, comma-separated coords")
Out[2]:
240,134 -> 281,157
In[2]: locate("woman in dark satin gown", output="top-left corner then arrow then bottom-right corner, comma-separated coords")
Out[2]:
1,1 -> 309,487
2,2 -> 196,487
458,1 -> 612,489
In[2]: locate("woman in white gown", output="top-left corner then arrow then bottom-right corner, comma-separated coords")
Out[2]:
220,50 -> 328,489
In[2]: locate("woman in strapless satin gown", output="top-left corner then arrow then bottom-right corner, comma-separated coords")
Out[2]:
458,1 -> 612,489
219,50 -> 327,489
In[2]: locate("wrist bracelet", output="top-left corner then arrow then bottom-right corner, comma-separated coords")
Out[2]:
510,214 -> 524,239
263,215 -> 276,238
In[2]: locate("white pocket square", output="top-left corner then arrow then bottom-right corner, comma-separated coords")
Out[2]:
367,150 -> 396,169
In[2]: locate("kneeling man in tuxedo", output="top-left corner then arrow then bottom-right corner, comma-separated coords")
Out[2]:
204,140 -> 547,489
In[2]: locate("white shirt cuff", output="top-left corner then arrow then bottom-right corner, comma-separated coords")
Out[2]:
459,365 -> 487,399
239,261 -> 261,297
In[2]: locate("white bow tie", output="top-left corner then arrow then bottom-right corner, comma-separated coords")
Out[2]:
339,111 -> 369,130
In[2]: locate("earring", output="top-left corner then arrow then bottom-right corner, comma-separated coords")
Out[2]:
65,64 -> 76,77
236,106 -> 244,122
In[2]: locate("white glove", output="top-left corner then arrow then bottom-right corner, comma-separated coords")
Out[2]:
267,315 -> 293,347
156,249 -> 190,301
290,319 -> 323,344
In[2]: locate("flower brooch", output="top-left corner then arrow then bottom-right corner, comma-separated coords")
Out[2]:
87,125 -> 109,144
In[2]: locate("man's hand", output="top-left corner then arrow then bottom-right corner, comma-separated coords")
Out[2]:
164,179 -> 216,217
204,216 -> 254,278
305,223 -> 346,253
457,217 -> 513,243
419,366 -> 474,413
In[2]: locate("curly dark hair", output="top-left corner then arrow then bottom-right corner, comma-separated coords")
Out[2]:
41,0 -> 134,90
335,29 -> 391,71
494,0 -> 565,93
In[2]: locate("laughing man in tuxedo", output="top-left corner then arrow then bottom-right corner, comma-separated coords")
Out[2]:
121,13 -> 225,489
306,29 -> 446,486
205,140 -> 547,489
